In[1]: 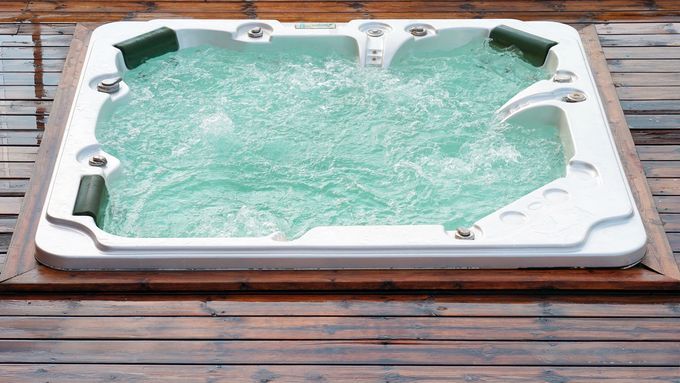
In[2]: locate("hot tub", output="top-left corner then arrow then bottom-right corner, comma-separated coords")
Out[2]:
35,19 -> 647,270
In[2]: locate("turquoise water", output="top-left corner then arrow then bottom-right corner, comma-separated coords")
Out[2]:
96,40 -> 565,239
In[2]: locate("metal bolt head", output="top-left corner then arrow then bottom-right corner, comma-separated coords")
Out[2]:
366,28 -> 384,37
88,155 -> 107,167
455,227 -> 475,240
248,27 -> 264,38
553,73 -> 573,83
564,91 -> 587,103
97,77 -> 122,94
409,26 -> 427,37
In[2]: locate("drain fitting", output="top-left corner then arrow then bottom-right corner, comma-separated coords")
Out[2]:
97,77 -> 122,94
409,26 -> 428,37
564,91 -> 587,103
88,155 -> 107,167
248,27 -> 264,38
366,28 -> 384,37
455,227 -> 475,240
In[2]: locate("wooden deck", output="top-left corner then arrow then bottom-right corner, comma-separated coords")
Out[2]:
0,1 -> 679,381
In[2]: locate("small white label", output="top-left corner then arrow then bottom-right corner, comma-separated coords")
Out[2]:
295,23 -> 337,29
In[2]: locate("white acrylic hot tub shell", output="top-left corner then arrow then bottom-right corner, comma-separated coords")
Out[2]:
35,19 -> 647,270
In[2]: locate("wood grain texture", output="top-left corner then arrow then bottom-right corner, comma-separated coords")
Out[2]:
0,23 -> 93,282
1,316 -> 678,340
0,339 -> 678,365
1,365 -> 679,383
580,25 -> 680,279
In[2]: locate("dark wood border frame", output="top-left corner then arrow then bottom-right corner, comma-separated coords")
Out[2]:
1,24 -> 678,292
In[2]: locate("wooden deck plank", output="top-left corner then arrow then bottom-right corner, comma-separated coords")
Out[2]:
628,115 -> 680,129
1,316 -> 678,340
1,294 -> 679,317
1,339 -> 678,365
632,130 -> 680,145
611,72 -> 680,86
648,178 -> 680,195
653,196 -> 680,213
603,46 -> 680,58
662,214 -> 680,231
0,72 -> 60,86
0,115 -> 49,130
637,146 -> 680,160
3,365 -> 680,383
617,87 -> 680,101
0,59 -> 65,72
608,59 -> 680,73
8,11 -> 680,24
22,1 -> 680,14
0,46 -> 68,59
599,34 -> 680,46
597,22 -> 680,34
622,100 -> 680,114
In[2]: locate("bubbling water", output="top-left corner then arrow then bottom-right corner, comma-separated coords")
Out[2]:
96,40 -> 565,238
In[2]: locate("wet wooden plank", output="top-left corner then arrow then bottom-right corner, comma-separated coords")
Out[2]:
2,294 -> 679,317
0,115 -> 48,130
608,59 -> 680,72
0,59 -> 65,72
0,232 -> 12,252
637,145 -> 680,160
0,147 -> 38,161
0,316 -> 678,341
648,178 -> 680,195
3,365 -> 680,383
597,22 -> 680,34
654,196 -> 680,213
0,72 -> 60,86
0,86 -> 56,100
617,87 -> 680,101
632,130 -> 680,145
22,1 -> 680,14
612,72 -> 680,87
16,23 -> 76,35
0,24 -> 19,35
627,115 -> 680,129
0,340 -> 678,365
13,11 -> 680,24
0,180 -> 28,197
0,196 -> 22,215
621,100 -> 680,114
662,214 -> 680,232
603,46 -> 680,58
0,217 -> 16,233
4,265 -> 678,292
0,163 -> 33,178
0,100 -> 51,115
668,232 -> 680,252
0,131 -> 42,146
0,46 -> 69,59
0,34 -> 72,47
600,34 -> 680,47
643,161 -> 680,177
